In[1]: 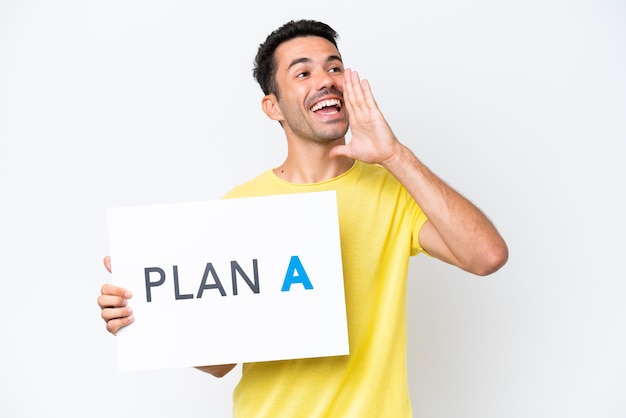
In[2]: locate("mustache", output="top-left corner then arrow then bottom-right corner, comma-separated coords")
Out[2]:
307,88 -> 344,106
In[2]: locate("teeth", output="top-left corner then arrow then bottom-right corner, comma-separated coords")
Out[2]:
311,99 -> 341,112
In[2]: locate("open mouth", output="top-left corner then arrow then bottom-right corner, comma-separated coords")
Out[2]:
310,98 -> 342,114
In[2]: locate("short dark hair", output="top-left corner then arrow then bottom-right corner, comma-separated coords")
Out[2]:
253,19 -> 340,97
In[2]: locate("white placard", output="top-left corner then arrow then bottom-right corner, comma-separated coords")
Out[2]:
107,191 -> 349,371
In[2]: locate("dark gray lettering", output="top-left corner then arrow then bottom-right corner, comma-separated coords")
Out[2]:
144,267 -> 166,303
231,259 -> 260,295
197,263 -> 227,298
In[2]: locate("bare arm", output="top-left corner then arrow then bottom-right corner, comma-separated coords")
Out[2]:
195,364 -> 237,378
330,69 -> 508,275
381,145 -> 508,275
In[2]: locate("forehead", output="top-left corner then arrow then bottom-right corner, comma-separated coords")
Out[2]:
274,36 -> 341,71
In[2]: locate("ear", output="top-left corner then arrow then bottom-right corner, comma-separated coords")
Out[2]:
261,94 -> 284,122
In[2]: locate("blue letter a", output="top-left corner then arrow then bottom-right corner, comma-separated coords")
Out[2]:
281,255 -> 314,292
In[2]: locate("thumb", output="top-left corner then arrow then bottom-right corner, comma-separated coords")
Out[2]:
103,256 -> 112,273
329,144 -> 351,159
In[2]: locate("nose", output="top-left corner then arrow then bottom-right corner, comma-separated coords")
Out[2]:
314,69 -> 338,91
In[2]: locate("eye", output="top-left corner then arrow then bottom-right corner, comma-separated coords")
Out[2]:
296,71 -> 310,78
328,66 -> 342,73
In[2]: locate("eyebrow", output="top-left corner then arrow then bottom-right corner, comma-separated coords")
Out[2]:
287,55 -> 343,71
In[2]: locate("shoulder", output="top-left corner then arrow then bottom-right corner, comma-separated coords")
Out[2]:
351,161 -> 404,191
221,170 -> 276,199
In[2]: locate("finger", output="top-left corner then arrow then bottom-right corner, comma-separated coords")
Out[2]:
360,78 -> 378,109
345,69 -> 365,110
329,144 -> 351,159
97,293 -> 128,309
103,256 -> 112,273
101,306 -> 133,322
342,69 -> 353,113
100,283 -> 132,300
101,305 -> 133,321
351,70 -> 364,102
104,314 -> 135,336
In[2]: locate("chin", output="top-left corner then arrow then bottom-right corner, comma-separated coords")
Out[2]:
319,125 -> 349,142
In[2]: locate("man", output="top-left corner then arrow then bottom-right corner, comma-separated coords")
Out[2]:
98,19 -> 508,417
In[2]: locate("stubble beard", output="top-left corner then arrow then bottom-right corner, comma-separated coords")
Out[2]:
309,120 -> 349,145
283,113 -> 349,145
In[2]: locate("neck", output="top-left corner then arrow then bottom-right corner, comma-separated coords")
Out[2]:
274,138 -> 354,184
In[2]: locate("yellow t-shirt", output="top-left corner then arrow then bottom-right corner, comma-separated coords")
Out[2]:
223,161 -> 428,418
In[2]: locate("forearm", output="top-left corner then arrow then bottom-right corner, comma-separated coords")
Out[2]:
382,144 -> 508,275
195,363 -> 237,378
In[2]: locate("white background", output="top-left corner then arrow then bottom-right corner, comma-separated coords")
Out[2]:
1,1 -> 624,417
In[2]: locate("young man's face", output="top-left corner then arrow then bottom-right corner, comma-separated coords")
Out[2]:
269,36 -> 349,144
